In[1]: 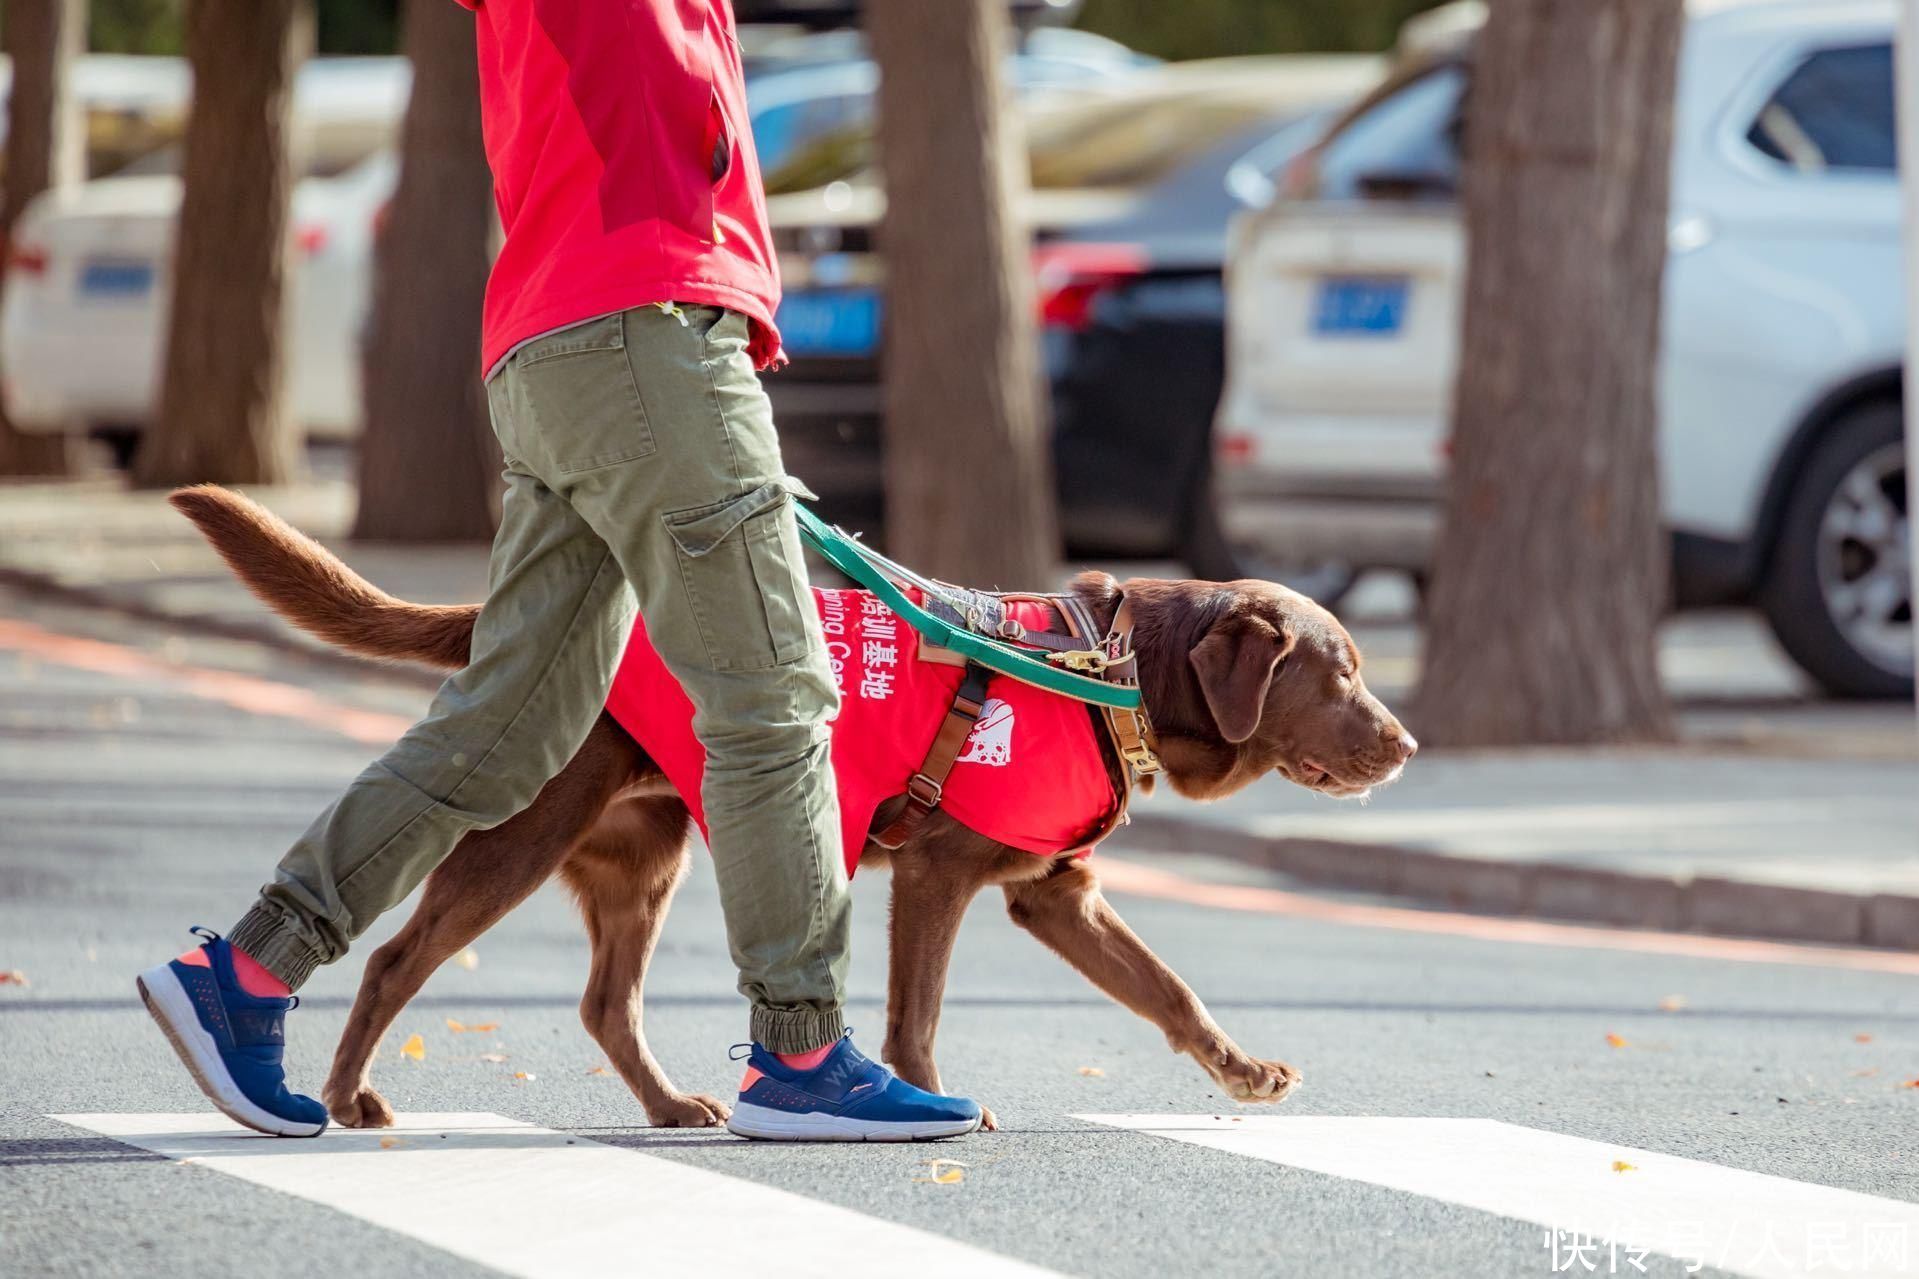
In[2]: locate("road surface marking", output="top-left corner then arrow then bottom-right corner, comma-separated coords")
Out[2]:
0,618 -> 410,745
1076,1114 -> 1919,1278
55,1112 -> 1057,1279
1096,856 -> 1919,977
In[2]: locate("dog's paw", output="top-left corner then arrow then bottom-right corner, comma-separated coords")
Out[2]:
979,1105 -> 999,1132
327,1086 -> 396,1128
1215,1055 -> 1301,1104
647,1091 -> 731,1128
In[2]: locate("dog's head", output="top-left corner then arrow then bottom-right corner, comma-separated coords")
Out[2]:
1076,573 -> 1415,803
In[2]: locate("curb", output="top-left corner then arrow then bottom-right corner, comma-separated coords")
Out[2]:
1122,812 -> 1919,952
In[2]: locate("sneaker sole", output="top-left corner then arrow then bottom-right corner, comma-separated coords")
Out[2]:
136,964 -> 327,1139
725,1100 -> 981,1142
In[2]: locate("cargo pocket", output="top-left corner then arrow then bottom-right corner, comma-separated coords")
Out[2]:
662,476 -> 820,671
514,313 -> 655,473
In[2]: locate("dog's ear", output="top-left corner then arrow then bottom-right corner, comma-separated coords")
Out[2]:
1189,609 -> 1296,744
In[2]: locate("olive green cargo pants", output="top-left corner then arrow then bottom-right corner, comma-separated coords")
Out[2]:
228,304 -> 851,1052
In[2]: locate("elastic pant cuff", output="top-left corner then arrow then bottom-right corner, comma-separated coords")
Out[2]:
750,1005 -> 846,1055
227,905 -> 326,993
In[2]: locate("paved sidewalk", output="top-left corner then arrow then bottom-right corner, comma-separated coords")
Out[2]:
0,475 -> 489,674
4,473 -> 1915,946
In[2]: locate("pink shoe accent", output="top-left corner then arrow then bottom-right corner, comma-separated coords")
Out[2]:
174,948 -> 211,969
230,944 -> 291,997
739,1066 -> 765,1091
775,1043 -> 835,1071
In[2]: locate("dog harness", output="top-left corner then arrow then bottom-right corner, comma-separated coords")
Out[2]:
605,587 -> 1132,877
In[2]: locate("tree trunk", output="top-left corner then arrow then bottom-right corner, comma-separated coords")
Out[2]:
0,0 -> 84,477
868,0 -> 1057,588
1416,0 -> 1679,747
350,0 -> 498,542
133,0 -> 310,488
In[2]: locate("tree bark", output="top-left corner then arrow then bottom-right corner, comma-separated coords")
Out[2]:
351,0 -> 498,542
868,0 -> 1057,588
0,0 -> 84,476
1415,0 -> 1680,747
133,0 -> 310,488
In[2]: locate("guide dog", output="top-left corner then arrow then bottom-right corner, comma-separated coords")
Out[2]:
171,485 -> 1415,1130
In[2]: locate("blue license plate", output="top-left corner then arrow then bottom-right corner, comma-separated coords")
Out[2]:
777,289 -> 880,358
1312,275 -> 1409,336
78,259 -> 155,298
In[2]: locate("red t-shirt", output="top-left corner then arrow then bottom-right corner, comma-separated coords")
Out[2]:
604,589 -> 1121,877
455,0 -> 784,371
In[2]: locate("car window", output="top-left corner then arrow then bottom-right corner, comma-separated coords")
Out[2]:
1025,91 -> 1299,191
1311,63 -> 1464,200
1747,43 -> 1895,174
754,93 -> 870,177
761,84 -> 1298,197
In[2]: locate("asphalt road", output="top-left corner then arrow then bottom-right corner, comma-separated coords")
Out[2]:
3,583 -> 1918,1279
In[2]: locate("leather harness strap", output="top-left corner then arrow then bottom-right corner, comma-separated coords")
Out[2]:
869,661 -> 992,850
870,590 -> 1162,854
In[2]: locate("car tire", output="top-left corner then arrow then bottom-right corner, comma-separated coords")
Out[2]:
1758,401 -> 1913,700
1182,479 -> 1359,611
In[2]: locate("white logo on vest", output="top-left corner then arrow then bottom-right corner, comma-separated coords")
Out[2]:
957,698 -> 1014,767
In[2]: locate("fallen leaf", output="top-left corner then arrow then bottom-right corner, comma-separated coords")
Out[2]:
1900,1078 -> 1919,1090
400,1033 -> 425,1062
1605,1033 -> 1629,1049
514,1071 -> 537,1082
1612,1161 -> 1637,1173
479,1053 -> 508,1064
455,948 -> 479,971
1076,1066 -> 1105,1078
0,970 -> 28,987
379,1136 -> 404,1150
586,1066 -> 611,1076
1855,1034 -> 1874,1044
914,1158 -> 967,1185
445,1018 -> 500,1034
1657,995 -> 1687,1013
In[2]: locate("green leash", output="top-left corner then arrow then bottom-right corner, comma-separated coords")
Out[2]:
793,503 -> 1142,711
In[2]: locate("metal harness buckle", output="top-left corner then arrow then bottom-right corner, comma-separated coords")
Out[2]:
906,772 -> 943,808
1053,648 -> 1115,673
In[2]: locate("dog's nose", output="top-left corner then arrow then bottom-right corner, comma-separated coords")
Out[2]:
1391,731 -> 1418,763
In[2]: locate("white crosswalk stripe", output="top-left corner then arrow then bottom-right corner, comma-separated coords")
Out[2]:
55,1112 -> 1061,1279
1075,1115 -> 1919,1278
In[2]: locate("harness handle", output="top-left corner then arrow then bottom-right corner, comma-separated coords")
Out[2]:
793,504 -> 1143,712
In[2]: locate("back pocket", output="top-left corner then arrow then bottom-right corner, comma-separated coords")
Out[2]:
662,476 -> 818,672
513,314 -> 656,473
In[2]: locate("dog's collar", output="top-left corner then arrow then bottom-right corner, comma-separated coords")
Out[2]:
1097,596 -> 1163,779
1056,593 -> 1161,782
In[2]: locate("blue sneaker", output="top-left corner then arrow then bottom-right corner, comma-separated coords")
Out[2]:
726,1032 -> 982,1142
135,928 -> 328,1137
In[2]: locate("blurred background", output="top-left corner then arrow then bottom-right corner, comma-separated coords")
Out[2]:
0,0 -> 1912,939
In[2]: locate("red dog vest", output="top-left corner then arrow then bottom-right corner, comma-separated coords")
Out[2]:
605,588 -> 1120,876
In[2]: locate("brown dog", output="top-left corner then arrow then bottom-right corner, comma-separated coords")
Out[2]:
171,485 -> 1415,1130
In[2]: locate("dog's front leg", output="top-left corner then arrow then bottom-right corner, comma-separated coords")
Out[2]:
882,848 -> 993,1125
1003,860 -> 1299,1104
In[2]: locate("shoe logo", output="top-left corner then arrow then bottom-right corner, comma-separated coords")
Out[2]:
957,699 -> 1014,767
849,1082 -> 874,1092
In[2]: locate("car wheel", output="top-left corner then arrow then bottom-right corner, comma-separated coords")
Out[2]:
1182,481 -> 1359,611
1759,401 -> 1913,699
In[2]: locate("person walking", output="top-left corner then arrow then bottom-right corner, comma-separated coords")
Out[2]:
135,0 -> 982,1143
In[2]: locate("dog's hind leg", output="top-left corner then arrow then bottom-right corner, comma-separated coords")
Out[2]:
562,797 -> 725,1127
324,718 -> 642,1128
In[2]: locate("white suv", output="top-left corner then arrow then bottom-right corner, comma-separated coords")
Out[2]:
1210,0 -> 1910,697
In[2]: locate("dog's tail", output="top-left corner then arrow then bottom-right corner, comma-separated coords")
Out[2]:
169,484 -> 476,670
